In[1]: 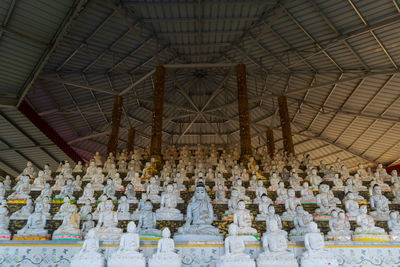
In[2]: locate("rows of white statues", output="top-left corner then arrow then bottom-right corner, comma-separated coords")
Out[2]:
1,144 -> 399,266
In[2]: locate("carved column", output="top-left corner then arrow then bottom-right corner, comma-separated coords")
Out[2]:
236,64 -> 252,162
150,65 -> 165,162
126,128 -> 135,154
266,129 -> 275,159
107,95 -> 123,156
278,95 -> 295,155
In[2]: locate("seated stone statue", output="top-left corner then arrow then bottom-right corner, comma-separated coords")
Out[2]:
388,211 -> 400,241
15,204 -> 48,238
79,199 -> 93,219
91,168 -> 105,191
281,189 -> 301,221
289,205 -> 313,240
233,200 -> 257,239
289,173 -> 303,191
147,177 -> 161,203
354,205 -> 386,234
53,197 -> 72,219
226,189 -> 240,215
175,185 -> 222,241
10,198 -> 33,219
137,201 -> 161,237
265,206 -> 283,233
51,174 -> 66,191
156,184 -> 183,220
0,205 -> 10,240
3,175 -> 11,190
300,182 -> 316,204
8,176 -> 31,200
344,178 -> 365,201
369,185 -> 390,220
275,182 -> 288,203
300,222 -> 338,267
253,180 -> 267,204
78,183 -> 96,204
72,161 -> 83,173
124,184 -> 138,203
268,173 -> 280,191
326,210 -> 352,241
308,169 -> 322,189
83,161 -> 97,181
31,170 -> 46,191
82,214 -> 95,238
217,223 -> 256,267
36,183 -> 52,203
148,228 -> 181,267
73,175 -> 82,191
55,179 -> 75,200
103,178 -> 117,201
344,193 -> 359,220
232,179 -> 250,201
117,196 -> 131,220
315,184 -> 341,215
332,174 -> 344,190
257,219 -> 297,267
107,222 -> 146,267
214,184 -> 228,204
70,229 -> 104,267
53,204 -> 81,240
255,194 -> 273,221
94,200 -> 122,242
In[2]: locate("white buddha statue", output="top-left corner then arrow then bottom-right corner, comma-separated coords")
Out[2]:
344,193 -> 360,220
289,173 -> 303,190
78,183 -> 96,204
53,197 -> 73,219
93,152 -> 103,166
268,173 -> 280,191
112,173 -> 124,191
355,205 -> 386,234
255,194 -> 273,221
300,222 -> 338,267
233,200 -> 257,239
79,199 -> 93,219
156,184 -> 183,220
103,178 -> 117,201
391,181 -> 400,203
369,185 -> 390,220
82,214 -> 95,238
289,205 -> 313,240
175,185 -> 222,241
226,189 -> 240,215
8,176 -> 31,200
31,170 -> 46,191
0,205 -> 10,240
53,204 -> 81,240
300,182 -> 316,204
3,175 -> 11,190
138,201 -> 162,237
281,189 -> 301,220
275,182 -> 288,203
20,161 -> 35,177
94,200 -> 122,242
73,175 -> 82,191
70,229 -> 104,267
51,174 -> 66,191
117,196 -> 131,220
257,219 -> 297,267
217,223 -> 256,267
55,179 -> 75,200
343,178 -> 365,201
10,198 -> 33,219
33,183 -> 51,203
332,174 -> 344,190
107,222 -> 146,267
214,184 -> 228,204
91,167 -> 105,191
253,180 -> 267,204
124,183 -> 138,203
388,211 -> 400,241
315,184 -> 341,215
391,170 -> 400,184
147,176 -> 161,203
15,204 -> 48,238
308,169 -> 322,189
326,210 -> 352,241
72,161 -> 83,173
149,228 -> 181,267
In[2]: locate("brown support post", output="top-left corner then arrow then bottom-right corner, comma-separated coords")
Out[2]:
236,64 -> 252,163
126,128 -> 135,154
107,95 -> 123,156
266,129 -> 275,159
278,95 -> 295,155
150,65 -> 165,163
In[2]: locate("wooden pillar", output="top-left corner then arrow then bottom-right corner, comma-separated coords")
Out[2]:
150,65 -> 165,161
126,128 -> 135,154
266,129 -> 275,159
278,95 -> 295,155
107,95 -> 123,156
236,64 -> 252,162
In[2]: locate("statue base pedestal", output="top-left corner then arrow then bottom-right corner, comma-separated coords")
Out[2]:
0,234 -> 10,240
13,234 -> 51,241
257,253 -> 298,267
238,234 -> 259,241
107,253 -> 146,267
7,199 -> 28,204
148,253 -> 181,267
52,198 -> 76,204
174,234 -> 223,242
352,233 -> 390,242
288,234 -> 304,242
71,258 -> 104,267
52,234 -> 82,241
313,214 -> 331,221
139,234 -> 161,241
216,254 -> 256,267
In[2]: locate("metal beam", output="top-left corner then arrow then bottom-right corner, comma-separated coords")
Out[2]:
120,69 -> 155,95
0,25 -> 49,47
0,158 -> 19,177
17,0 -> 88,106
0,136 -> 42,171
0,0 -> 16,40
164,63 -> 238,69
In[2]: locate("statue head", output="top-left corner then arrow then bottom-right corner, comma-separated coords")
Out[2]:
85,199 -> 91,205
120,196 -> 127,202
64,196 -> 70,203
308,221 -> 320,233
288,189 -> 295,197
228,223 -> 239,236
296,205 -> 304,214
392,170 -> 398,176
127,221 -> 136,233
107,179 -> 112,185
34,204 -> 43,213
69,204 -> 77,213
26,198 -> 32,205
360,205 -> 368,214
237,200 -> 246,210
338,211 -> 346,220
347,192 -> 354,200
257,180 -> 263,187
390,211 -> 399,220
27,161 -> 32,167
194,186 -> 206,200
76,175 -> 81,181
311,169 -> 317,175
66,179 -> 72,185
236,179 -> 242,186
231,189 -> 239,198
378,163 -> 383,169
104,200 -> 113,211
162,227 -> 171,238
38,170 -> 44,177
373,185 -> 381,195
331,210 -> 338,218
97,168 -> 102,174
319,184 -> 329,192
141,193 -> 148,201
144,200 -> 153,211
278,181 -> 284,188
